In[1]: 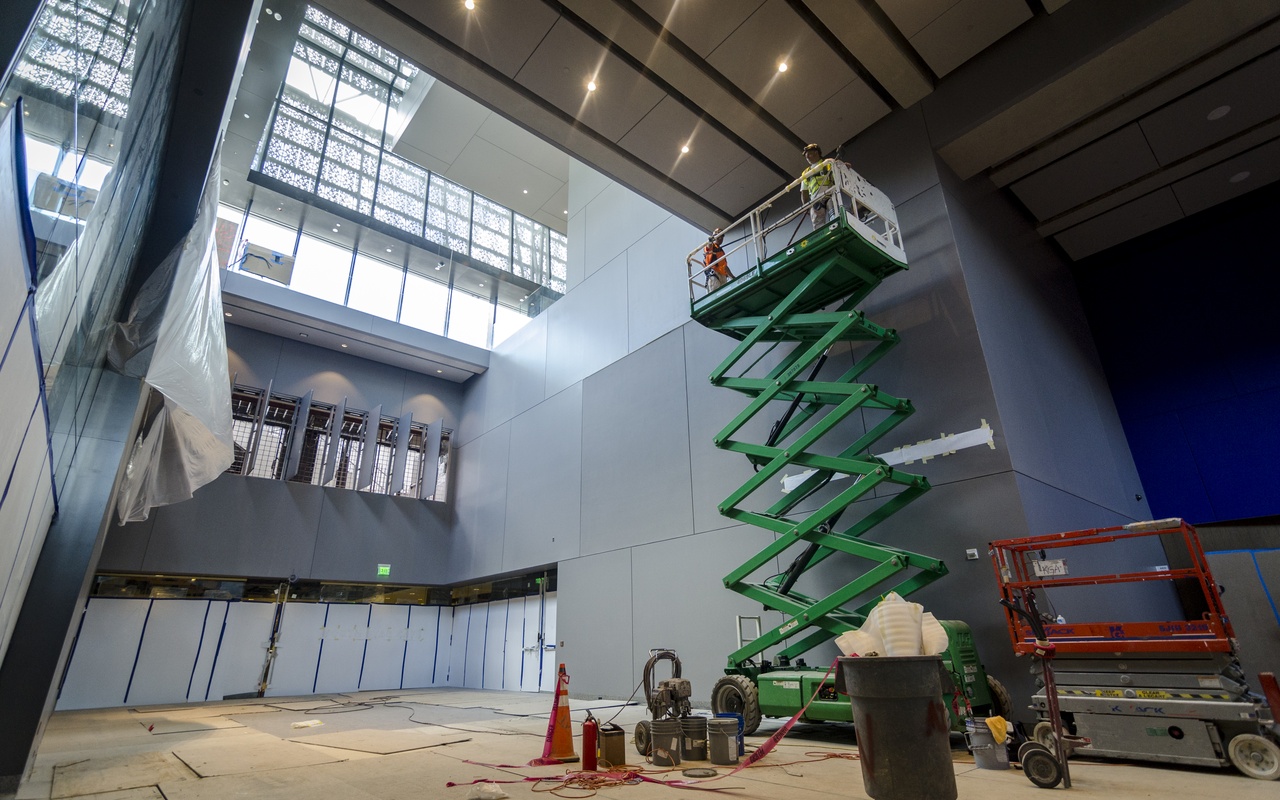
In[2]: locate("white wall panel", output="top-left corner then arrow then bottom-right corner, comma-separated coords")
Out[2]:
360,604 -> 410,691
204,601 -> 273,701
483,600 -> 507,689
57,599 -> 152,710
266,602 -> 326,697
446,605 -> 470,686
463,604 -> 488,688
0,429 -> 51,662
126,600 -> 215,706
404,605 -> 443,687
314,604 -> 370,694
521,595 -> 542,691
503,597 -> 527,691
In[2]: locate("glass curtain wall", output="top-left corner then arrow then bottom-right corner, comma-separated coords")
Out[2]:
239,4 -> 567,349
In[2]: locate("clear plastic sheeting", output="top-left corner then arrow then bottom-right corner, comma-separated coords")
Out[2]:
114,158 -> 233,523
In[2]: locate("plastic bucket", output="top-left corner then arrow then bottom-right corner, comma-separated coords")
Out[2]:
965,719 -> 1009,770
680,716 -> 708,761
715,712 -> 744,755
707,718 -> 739,765
650,719 -> 682,766
837,656 -> 958,800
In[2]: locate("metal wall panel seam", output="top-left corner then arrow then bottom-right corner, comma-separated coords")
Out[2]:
122,600 -> 155,705
431,606 -> 442,686
202,602 -> 233,701
356,604 -> 372,688
399,605 -> 410,690
312,603 -> 330,694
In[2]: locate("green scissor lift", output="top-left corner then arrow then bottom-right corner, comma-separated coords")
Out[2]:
690,168 -> 1007,734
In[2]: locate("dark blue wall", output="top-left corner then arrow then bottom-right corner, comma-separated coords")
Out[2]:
1075,183 -> 1280,524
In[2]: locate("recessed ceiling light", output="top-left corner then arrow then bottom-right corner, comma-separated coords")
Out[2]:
587,80 -> 597,92
332,227 -> 339,232
478,282 -> 485,287
274,12 -> 282,20
243,113 -> 250,119
436,262 -> 444,269
222,179 -> 229,185
523,189 -> 528,194
335,223 -> 340,227
0,101 -> 7,108
1229,170 -> 1251,183
299,332 -> 309,338
276,206 -> 282,211
465,0 -> 475,8
436,369 -> 443,373
264,6 -> 272,13
563,210 -> 568,214
224,312 -> 232,317
386,247 -> 393,252
340,343 -> 348,348
1207,105 -> 1231,121
777,61 -> 788,73
681,145 -> 689,154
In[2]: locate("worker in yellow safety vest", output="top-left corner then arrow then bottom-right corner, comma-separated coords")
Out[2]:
799,143 -> 836,228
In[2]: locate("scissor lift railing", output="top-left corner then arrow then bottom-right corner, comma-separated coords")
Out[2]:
690,164 -> 944,676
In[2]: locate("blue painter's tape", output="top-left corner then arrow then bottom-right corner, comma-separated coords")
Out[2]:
356,604 -> 372,690
313,603 -> 330,694
12,98 -> 38,290
124,600 -> 155,704
204,603 -> 232,701
1253,553 -> 1280,628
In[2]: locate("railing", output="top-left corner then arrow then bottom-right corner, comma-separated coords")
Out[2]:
685,159 -> 905,301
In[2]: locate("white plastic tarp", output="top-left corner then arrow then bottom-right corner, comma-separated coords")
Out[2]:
114,158 -> 233,523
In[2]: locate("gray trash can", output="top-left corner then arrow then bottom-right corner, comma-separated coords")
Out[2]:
836,656 -> 957,800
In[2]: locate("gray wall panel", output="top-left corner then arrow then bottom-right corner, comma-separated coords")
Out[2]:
459,368 -> 490,448
139,477 -> 324,579
1208,551 -> 1280,689
582,181 -> 670,282
544,253 -> 629,398
941,164 -> 1149,518
502,383 -> 583,572
401,371 -> 463,433
626,216 -> 703,354
450,423 -> 511,580
272,339 -> 409,414
484,313 -> 548,434
226,324 -> 283,390
630,526 -> 788,706
311,490 -> 452,585
557,549 -> 634,698
845,104 -> 939,206
580,330 -> 694,556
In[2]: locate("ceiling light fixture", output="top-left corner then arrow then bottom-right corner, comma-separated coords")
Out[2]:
243,112 -> 250,118
478,282 -> 485,287
274,12 -> 282,20
298,332 -> 309,338
777,61 -> 788,73
332,227 -> 339,232
465,0 -> 475,8
436,262 -> 444,269
1229,171 -> 1251,183
681,145 -> 689,154
1207,105 -> 1231,121
224,312 -> 232,317
587,80 -> 597,92
340,343 -> 348,348
386,247 -> 393,252
264,6 -> 272,13
436,369 -> 443,373
523,189 -> 528,193
222,179 -> 229,185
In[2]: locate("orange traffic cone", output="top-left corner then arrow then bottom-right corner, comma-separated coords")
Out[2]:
532,663 -> 579,765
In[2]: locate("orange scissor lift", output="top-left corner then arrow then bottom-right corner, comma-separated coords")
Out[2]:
990,518 -> 1280,780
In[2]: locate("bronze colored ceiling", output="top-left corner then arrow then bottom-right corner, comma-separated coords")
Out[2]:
278,0 -> 1280,260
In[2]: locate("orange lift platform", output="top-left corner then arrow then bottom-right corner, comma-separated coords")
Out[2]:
990,518 -> 1280,780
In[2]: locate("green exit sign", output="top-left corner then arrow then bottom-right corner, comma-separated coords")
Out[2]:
377,564 -> 391,577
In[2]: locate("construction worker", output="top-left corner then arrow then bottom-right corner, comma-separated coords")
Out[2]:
703,228 -> 733,292
799,143 -> 836,228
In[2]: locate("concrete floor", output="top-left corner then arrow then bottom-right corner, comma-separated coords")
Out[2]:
9,688 -> 1275,799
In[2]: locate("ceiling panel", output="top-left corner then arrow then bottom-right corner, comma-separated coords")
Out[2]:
629,0 -> 767,59
702,157 -> 788,218
908,0 -> 1032,78
446,137 -> 566,219
792,78 -> 890,154
515,18 -> 667,143
225,88 -> 274,149
1138,48 -> 1280,166
807,0 -> 933,108
1054,188 -> 1185,261
1010,124 -> 1160,221
393,81 -> 490,167
876,0 -> 961,40
1170,136 -> 1280,216
706,0 -> 856,127
387,0 -> 560,78
475,113 -> 570,179
617,97 -> 752,195
220,132 -> 258,178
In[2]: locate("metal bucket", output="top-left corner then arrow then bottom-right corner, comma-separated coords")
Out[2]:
966,719 -> 1009,770
650,719 -> 682,766
836,655 -> 958,800
680,716 -> 708,761
707,718 -> 740,765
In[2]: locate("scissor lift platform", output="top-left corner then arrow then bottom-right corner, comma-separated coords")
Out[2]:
690,220 -> 906,335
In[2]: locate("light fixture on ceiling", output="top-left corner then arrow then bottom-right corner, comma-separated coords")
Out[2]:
465,0 -> 475,8
478,282 -> 485,287
222,179 -> 229,185
587,80 -> 597,92
1229,171 -> 1251,183
334,223 -> 340,227
681,144 -> 690,154
298,332 -> 309,338
523,189 -> 528,194
436,369 -> 443,373
1207,105 -> 1231,121
243,112 -> 250,119
777,61 -> 788,73
264,6 -> 272,13
332,227 -> 339,232
224,312 -> 232,317
340,343 -> 348,348
274,12 -> 281,20
563,209 -> 568,214
436,262 -> 444,269
386,247 -> 393,253
0,101 -> 7,108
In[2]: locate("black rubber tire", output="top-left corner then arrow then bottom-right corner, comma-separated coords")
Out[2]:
986,674 -> 1014,719
1021,748 -> 1063,789
1018,740 -> 1050,766
710,674 -> 762,736
634,719 -> 652,756
1033,720 -> 1075,759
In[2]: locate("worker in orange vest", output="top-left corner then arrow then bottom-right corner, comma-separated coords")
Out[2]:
703,228 -> 733,292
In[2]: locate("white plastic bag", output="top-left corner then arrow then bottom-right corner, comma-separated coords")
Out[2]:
465,784 -> 510,800
867,592 -> 923,656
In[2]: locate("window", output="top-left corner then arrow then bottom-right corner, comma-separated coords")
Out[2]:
292,233 -> 353,304
347,251 -> 403,320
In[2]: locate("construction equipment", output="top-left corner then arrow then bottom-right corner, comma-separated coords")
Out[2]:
634,649 -> 693,756
689,160 -> 1006,734
990,518 -> 1280,780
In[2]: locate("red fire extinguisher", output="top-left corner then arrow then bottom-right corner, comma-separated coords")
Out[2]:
583,711 -> 598,771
